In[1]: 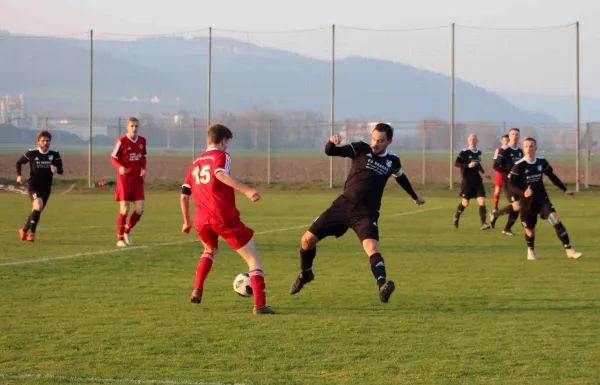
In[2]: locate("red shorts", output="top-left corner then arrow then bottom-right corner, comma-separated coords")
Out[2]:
115,181 -> 145,202
195,221 -> 254,250
495,172 -> 504,188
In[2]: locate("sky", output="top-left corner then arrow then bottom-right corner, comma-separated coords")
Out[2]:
2,0 -> 600,98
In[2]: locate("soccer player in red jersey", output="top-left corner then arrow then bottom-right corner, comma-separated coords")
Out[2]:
492,134 -> 509,210
180,124 -> 276,315
110,117 -> 147,247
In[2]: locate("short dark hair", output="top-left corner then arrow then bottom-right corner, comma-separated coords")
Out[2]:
373,123 -> 393,140
501,134 -> 509,140
37,130 -> 52,141
208,123 -> 233,144
509,127 -> 520,133
523,137 -> 537,144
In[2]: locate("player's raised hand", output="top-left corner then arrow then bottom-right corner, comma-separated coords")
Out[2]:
182,222 -> 192,234
50,165 -> 58,174
524,185 -> 533,198
119,166 -> 127,176
414,196 -> 426,206
16,175 -> 23,184
245,188 -> 261,202
564,190 -> 575,197
329,135 -> 343,145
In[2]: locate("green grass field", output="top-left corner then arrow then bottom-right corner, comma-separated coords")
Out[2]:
1,189 -> 599,385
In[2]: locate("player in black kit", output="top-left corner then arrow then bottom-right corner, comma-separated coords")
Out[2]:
288,123 -> 425,303
15,131 -> 63,242
490,128 -> 524,235
453,133 -> 492,230
509,137 -> 582,261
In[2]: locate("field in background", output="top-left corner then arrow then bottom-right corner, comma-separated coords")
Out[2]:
1,190 -> 599,385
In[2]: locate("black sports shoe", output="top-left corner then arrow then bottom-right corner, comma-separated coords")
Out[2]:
379,280 -> 396,303
289,271 -> 315,295
253,306 -> 277,315
190,288 -> 203,304
489,210 -> 499,229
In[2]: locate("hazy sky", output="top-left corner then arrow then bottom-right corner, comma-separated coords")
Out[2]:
2,0 -> 600,97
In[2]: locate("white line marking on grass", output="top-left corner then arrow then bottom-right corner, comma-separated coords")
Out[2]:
0,373 -> 248,385
0,208 -> 440,267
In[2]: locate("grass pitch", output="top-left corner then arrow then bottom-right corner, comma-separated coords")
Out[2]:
0,189 -> 599,385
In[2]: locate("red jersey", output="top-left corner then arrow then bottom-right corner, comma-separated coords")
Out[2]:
111,135 -> 147,184
183,148 -> 240,225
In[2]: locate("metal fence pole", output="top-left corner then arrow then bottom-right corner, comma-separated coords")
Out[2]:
344,119 -> 349,178
192,118 -> 196,161
575,21 -> 581,192
207,27 -> 212,130
118,116 -> 122,138
329,24 -> 335,189
267,119 -> 272,185
585,122 -> 591,188
88,29 -> 94,189
422,120 -> 426,185
449,22 -> 455,190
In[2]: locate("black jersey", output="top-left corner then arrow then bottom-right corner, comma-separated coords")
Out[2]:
509,157 -> 567,205
493,145 -> 523,179
325,141 -> 403,210
455,148 -> 484,182
16,147 -> 63,188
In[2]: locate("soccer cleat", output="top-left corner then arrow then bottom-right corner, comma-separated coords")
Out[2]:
566,248 -> 582,260
123,232 -> 133,246
480,223 -> 491,230
253,306 -> 277,315
489,210 -> 499,229
527,248 -> 537,261
502,230 -> 516,236
26,232 -> 35,243
453,217 -> 459,229
116,239 -> 127,247
379,280 -> 396,303
190,288 -> 203,304
289,270 -> 315,295
18,228 -> 27,241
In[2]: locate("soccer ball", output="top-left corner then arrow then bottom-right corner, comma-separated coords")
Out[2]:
233,273 -> 253,297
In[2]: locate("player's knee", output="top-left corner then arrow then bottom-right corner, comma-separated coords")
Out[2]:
461,199 -> 469,207
135,208 -> 144,216
362,239 -> 379,255
33,200 -> 44,211
301,232 -> 318,250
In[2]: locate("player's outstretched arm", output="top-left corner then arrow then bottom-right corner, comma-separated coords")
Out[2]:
15,154 -> 30,184
324,135 -> 359,158
544,168 -> 571,195
394,171 -> 425,205
215,172 -> 260,202
53,154 -> 64,175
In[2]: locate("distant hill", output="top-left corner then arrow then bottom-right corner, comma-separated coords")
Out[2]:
0,31 -> 554,122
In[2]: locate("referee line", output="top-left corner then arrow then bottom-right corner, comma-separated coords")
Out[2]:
0,207 -> 439,267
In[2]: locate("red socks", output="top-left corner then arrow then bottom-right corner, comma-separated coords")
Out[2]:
194,253 -> 214,290
493,192 -> 500,210
125,212 -> 142,233
117,214 -> 127,239
249,269 -> 266,308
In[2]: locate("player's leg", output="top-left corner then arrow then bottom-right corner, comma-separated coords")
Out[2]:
190,225 -> 219,303
544,206 -> 582,260
502,199 -> 521,235
454,196 -> 469,229
476,182 -> 490,230
521,209 -> 537,260
21,194 -> 46,242
352,211 -> 395,303
493,172 -> 503,210
116,200 -> 130,247
290,205 -> 348,295
124,198 -> 144,246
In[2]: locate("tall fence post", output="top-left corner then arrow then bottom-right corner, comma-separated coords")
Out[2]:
88,29 -> 94,189
585,122 -> 591,188
267,119 -> 272,185
344,119 -> 349,178
192,118 -> 196,161
329,24 -> 336,189
118,116 -> 122,138
422,120 -> 427,185
207,26 -> 212,131
575,21 -> 581,192
449,22 -> 455,190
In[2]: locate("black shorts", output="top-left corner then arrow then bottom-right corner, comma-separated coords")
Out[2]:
520,198 -> 556,229
308,198 -> 380,242
503,183 -> 520,203
28,184 -> 51,206
460,180 -> 486,199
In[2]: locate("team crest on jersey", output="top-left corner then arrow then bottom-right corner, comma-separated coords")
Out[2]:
48,155 -> 53,161
386,160 -> 392,168
538,165 -> 542,171
139,144 -> 144,150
